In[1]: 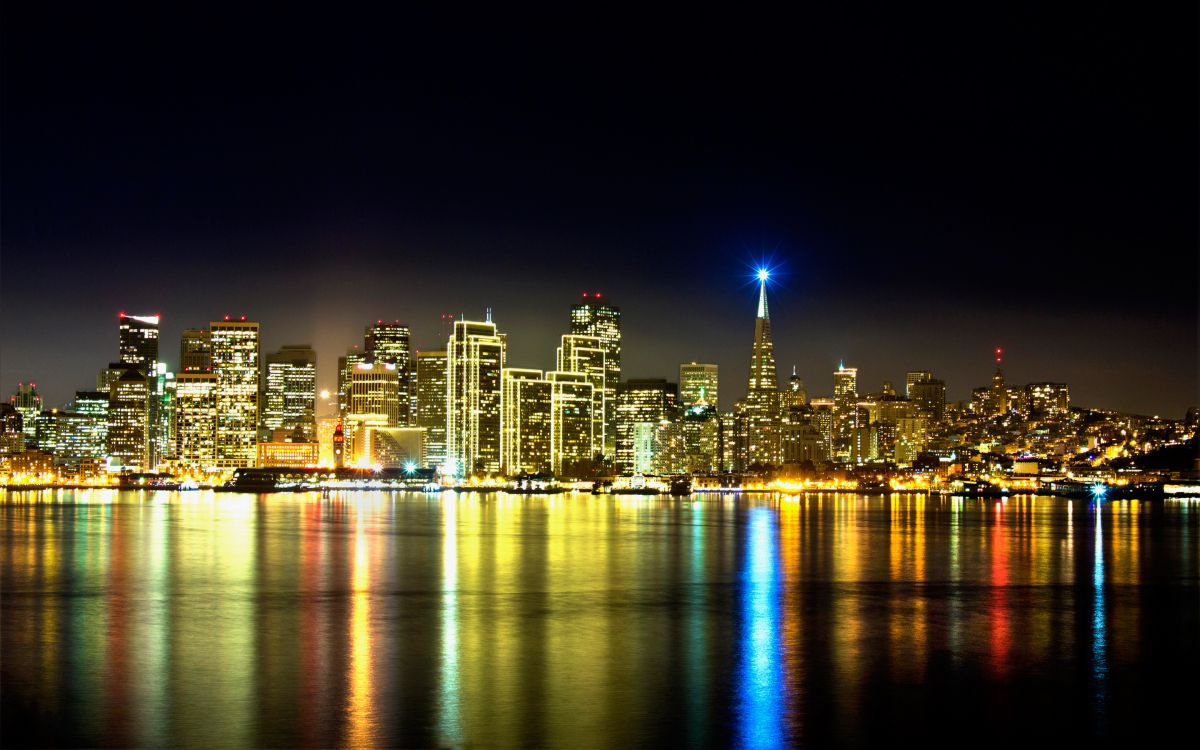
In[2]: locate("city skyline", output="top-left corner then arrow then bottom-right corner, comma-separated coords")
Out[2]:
3,279 -> 1193,420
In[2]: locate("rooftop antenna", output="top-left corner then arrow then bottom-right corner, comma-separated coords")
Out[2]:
485,306 -> 493,323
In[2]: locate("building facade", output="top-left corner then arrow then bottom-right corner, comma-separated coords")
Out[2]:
446,319 -> 506,476
210,320 -> 260,468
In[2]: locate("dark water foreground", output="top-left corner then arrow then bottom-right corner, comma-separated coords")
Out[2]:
2,490 -> 1197,748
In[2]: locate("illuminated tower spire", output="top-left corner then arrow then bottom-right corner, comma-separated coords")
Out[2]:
745,270 -> 781,466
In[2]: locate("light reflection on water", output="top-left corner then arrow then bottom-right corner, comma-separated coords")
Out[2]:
2,490 -> 1197,748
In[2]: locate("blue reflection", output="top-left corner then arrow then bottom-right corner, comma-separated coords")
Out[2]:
1092,504 -> 1107,727
736,507 -> 785,749
686,501 -> 707,746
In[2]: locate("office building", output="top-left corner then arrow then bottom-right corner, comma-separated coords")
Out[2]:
336,347 -> 366,417
547,370 -> 594,476
180,328 -> 212,373
905,371 -> 934,399
175,373 -> 218,469
348,361 -> 400,426
8,382 -> 42,443
107,368 -> 149,469
679,362 -> 719,409
263,345 -> 317,441
910,378 -> 947,423
447,319 -> 506,476
569,293 -> 620,453
681,401 -> 720,474
615,379 -> 679,475
72,391 -> 110,461
118,313 -> 159,374
557,334 -> 606,457
210,319 -> 260,468
416,350 -> 448,469
501,368 -> 551,475
1026,382 -> 1070,417
365,321 -> 413,425
784,366 -> 806,408
744,275 -> 781,466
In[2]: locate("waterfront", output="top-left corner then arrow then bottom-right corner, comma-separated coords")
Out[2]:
2,490 -> 1197,748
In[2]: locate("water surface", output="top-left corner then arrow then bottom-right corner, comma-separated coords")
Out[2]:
2,490 -> 1197,747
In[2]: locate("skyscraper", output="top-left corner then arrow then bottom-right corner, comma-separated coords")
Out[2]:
107,368 -> 149,469
832,363 -> 858,457
547,370 -> 594,476
744,273 -> 781,466
365,321 -> 413,426
910,378 -> 947,423
210,319 -> 260,468
679,362 -> 719,409
500,368 -> 551,475
118,313 -> 159,374
557,334 -> 606,458
416,350 -> 448,469
905,370 -> 934,399
8,382 -> 42,443
180,329 -> 212,373
347,361 -> 400,426
336,346 -> 366,418
614,379 -> 679,475
175,373 -> 217,468
784,366 -> 806,408
263,345 -> 318,441
446,319 -> 506,476
569,293 -> 620,453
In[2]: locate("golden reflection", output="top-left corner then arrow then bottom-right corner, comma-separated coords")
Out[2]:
437,493 -> 462,748
347,501 -> 376,745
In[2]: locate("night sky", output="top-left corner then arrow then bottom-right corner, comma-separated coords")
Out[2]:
2,6 -> 1195,416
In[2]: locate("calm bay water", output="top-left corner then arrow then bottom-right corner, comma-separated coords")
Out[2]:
2,490 -> 1197,748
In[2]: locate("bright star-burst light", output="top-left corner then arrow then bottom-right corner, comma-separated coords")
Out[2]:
756,268 -> 770,282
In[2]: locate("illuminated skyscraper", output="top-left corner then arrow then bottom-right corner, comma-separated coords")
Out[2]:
180,328 -> 212,373
990,347 -> 1007,415
784,366 -> 806,408
210,319 -> 260,468
0,404 -> 24,455
107,368 -> 149,469
175,373 -> 217,468
557,334 -> 606,457
118,313 -> 159,374
679,362 -> 719,410
72,391 -> 109,460
1026,382 -> 1070,417
832,362 -> 858,457
263,345 -> 317,441
416,350 -> 448,468
681,401 -> 720,474
910,378 -> 946,423
569,293 -> 620,453
348,361 -> 400,425
547,371 -> 594,476
446,319 -> 506,476
744,273 -> 781,466
500,368 -> 551,475
615,379 -> 679,475
905,370 -> 934,399
365,321 -> 413,425
8,382 -> 42,443
336,346 -> 366,417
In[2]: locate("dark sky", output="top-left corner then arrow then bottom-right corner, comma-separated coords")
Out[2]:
2,6 -> 1196,416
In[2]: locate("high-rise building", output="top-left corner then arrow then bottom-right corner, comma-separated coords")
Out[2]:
989,347 -> 1007,416
832,362 -> 858,457
614,379 -> 679,475
557,334 -> 606,458
547,370 -> 594,476
500,368 -> 551,475
0,404 -> 24,455
910,378 -> 946,423
365,321 -> 413,426
72,391 -> 109,461
744,274 -> 781,466
263,345 -> 317,441
150,364 -> 176,465
210,319 -> 260,468
180,329 -> 212,373
107,368 -> 149,469
336,347 -> 366,418
679,362 -> 719,409
416,350 -> 449,469
347,361 -> 400,426
569,293 -> 620,454
681,401 -> 720,474
175,373 -> 218,469
784,366 -> 806,408
118,313 -> 159,374
8,382 -> 42,443
905,371 -> 934,399
446,319 -> 506,476
809,397 -> 835,463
